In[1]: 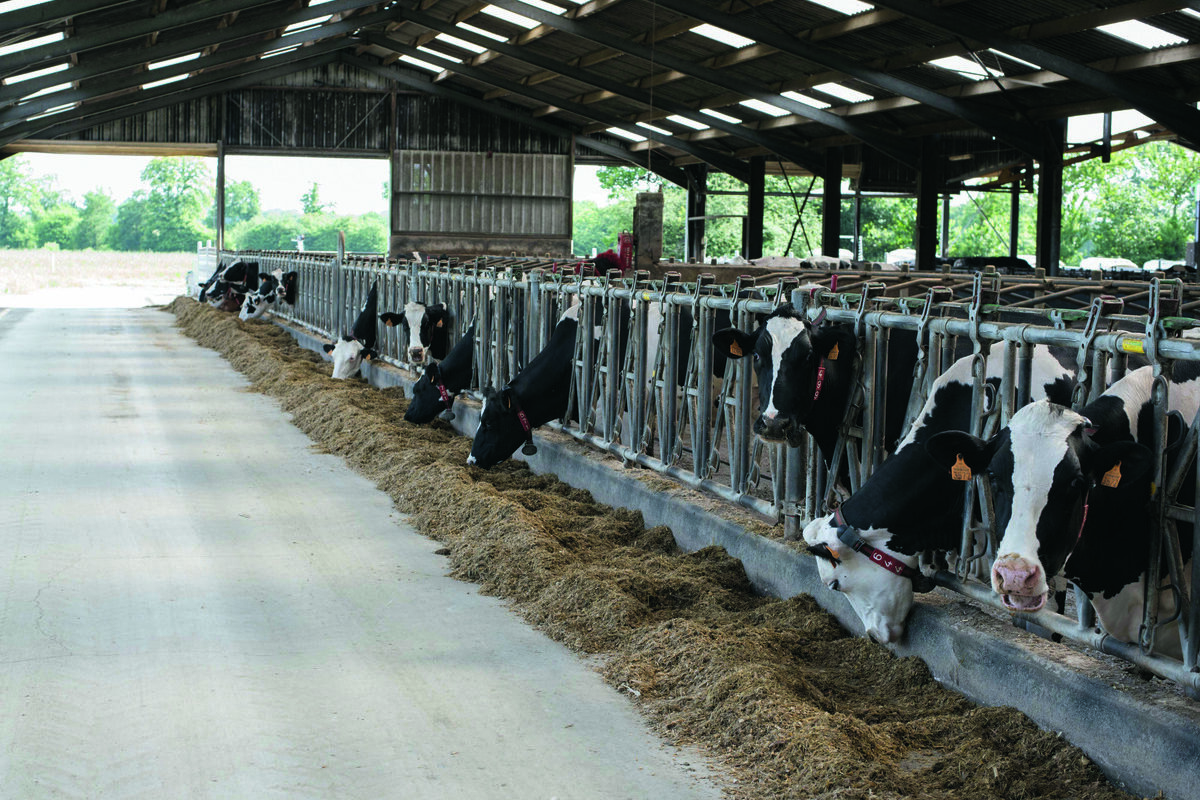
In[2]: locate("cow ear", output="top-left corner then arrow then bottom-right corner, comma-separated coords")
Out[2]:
322,343 -> 335,354
712,327 -> 759,359
380,312 -> 401,327
363,348 -> 376,361
926,430 -> 995,476
1089,441 -> 1154,489
810,324 -> 855,362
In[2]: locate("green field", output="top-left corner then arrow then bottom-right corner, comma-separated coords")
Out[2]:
0,249 -> 194,296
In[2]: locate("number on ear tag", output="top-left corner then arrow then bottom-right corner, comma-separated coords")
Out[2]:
950,454 -> 972,481
729,341 -> 743,357
1101,461 -> 1122,488
826,342 -> 839,360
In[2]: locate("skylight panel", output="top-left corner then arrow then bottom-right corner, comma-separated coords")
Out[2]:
989,48 -> 1039,71
0,31 -> 63,59
27,101 -> 74,121
418,46 -> 459,63
667,114 -> 708,130
701,108 -> 741,124
637,122 -> 672,136
149,52 -> 200,71
1183,8 -> 1200,21
20,80 -> 67,99
781,90 -> 830,109
517,0 -> 566,13
0,1 -> 48,13
143,74 -> 187,90
284,15 -> 332,34
607,127 -> 646,142
480,5 -> 538,29
1097,20 -> 1186,49
399,54 -> 442,72
263,44 -> 301,59
435,33 -> 488,54
739,98 -> 790,117
806,0 -> 872,14
813,82 -> 872,103
1067,110 -> 1155,143
6,62 -> 66,83
691,24 -> 754,49
456,21 -> 509,42
929,55 -> 989,80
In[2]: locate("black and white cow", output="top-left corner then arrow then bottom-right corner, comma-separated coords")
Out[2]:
928,364 -> 1200,648
802,342 -> 1076,643
405,323 -> 475,424
239,271 -> 279,321
322,283 -> 378,380
380,302 -> 451,365
200,260 -> 259,308
712,303 -> 918,464
466,301 -> 592,468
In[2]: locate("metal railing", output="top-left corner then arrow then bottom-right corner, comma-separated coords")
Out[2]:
196,245 -> 1200,694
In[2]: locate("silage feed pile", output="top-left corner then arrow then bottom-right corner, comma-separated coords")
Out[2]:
168,296 -> 1135,800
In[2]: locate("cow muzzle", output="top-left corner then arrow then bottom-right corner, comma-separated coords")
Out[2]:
754,415 -> 803,446
991,555 -> 1047,612
409,346 -> 426,364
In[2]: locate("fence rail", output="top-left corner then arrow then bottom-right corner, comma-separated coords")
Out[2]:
197,245 -> 1200,695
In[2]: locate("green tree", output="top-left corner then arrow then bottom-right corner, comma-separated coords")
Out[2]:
72,190 -> 116,249
109,192 -> 149,251
136,157 -> 214,251
207,179 -> 261,229
227,212 -> 304,251
301,183 -> 328,215
34,205 -> 80,248
0,156 -> 42,248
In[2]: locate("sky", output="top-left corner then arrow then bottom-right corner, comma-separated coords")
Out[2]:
17,152 -> 613,213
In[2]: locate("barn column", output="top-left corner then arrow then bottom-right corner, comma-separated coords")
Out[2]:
1009,179 -> 1021,258
215,140 -> 225,252
1036,120 -> 1066,277
915,136 -> 942,270
685,164 -> 708,262
940,193 -> 950,258
744,155 -> 765,260
821,146 -> 842,257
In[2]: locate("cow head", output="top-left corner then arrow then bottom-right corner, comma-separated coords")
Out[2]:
927,401 -> 1154,613
278,271 -> 298,306
405,323 -> 474,424
324,283 -> 378,380
381,302 -> 450,364
712,304 -> 855,446
466,385 -> 530,468
239,273 -> 279,321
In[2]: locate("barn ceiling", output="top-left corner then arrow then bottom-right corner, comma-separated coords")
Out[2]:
2,0 -> 1200,187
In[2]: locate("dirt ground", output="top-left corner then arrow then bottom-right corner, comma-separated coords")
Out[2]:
167,296 -> 1141,800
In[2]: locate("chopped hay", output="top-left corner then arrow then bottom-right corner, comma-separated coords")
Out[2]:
167,297 -> 1138,800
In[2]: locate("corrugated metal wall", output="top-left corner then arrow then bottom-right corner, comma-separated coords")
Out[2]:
74,97 -> 220,143
393,149 -> 570,236
224,88 -> 390,151
396,95 -> 570,155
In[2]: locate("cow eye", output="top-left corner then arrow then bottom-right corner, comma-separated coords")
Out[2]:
827,578 -> 841,592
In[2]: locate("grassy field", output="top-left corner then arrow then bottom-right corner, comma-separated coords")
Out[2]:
0,249 -> 194,296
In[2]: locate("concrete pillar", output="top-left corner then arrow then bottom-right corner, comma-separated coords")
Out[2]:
1036,120 -> 1066,277
634,191 -> 664,268
744,156 -> 765,260
822,146 -> 843,257
915,137 -> 942,271
685,164 -> 708,262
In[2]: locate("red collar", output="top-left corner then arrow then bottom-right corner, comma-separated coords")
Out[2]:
833,508 -> 935,592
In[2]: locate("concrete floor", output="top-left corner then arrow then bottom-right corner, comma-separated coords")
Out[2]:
0,306 -> 725,800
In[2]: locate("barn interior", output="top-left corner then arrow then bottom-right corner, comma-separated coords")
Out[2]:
2,0 -> 1199,270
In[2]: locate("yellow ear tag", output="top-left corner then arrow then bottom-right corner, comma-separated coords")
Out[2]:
384,319 -> 394,327
828,547 -> 840,561
950,454 -> 972,481
826,342 -> 839,360
729,340 -> 743,357
1101,461 -> 1122,488
436,319 -> 444,328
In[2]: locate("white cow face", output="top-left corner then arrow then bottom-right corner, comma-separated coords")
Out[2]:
803,514 -> 915,644
324,337 -> 368,380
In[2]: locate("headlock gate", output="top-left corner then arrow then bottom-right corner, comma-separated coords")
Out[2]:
198,245 -> 1200,696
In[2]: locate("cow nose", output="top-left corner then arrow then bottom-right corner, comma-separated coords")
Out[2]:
466,454 -> 476,465
755,414 -> 793,439
409,346 -> 425,363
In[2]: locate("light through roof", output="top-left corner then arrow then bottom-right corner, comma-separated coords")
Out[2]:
701,108 -> 741,124
691,24 -> 754,49
149,53 -> 201,71
6,62 -> 66,83
814,82 -> 872,103
480,5 -> 539,29
0,1 -> 48,13
667,114 -> 708,130
20,81 -> 67,100
929,55 -> 990,80
739,98 -> 790,117
143,74 -> 187,90
781,90 -> 830,109
517,0 -> 566,13
637,122 -> 672,136
400,54 -> 442,71
0,31 -> 63,59
435,33 -> 488,54
989,49 -> 1040,71
607,127 -> 647,142
418,46 -> 459,63
456,22 -> 509,42
1097,20 -> 1186,49
807,0 -> 872,14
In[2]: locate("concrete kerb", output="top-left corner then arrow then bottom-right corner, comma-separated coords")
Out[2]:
278,317 -> 1199,800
